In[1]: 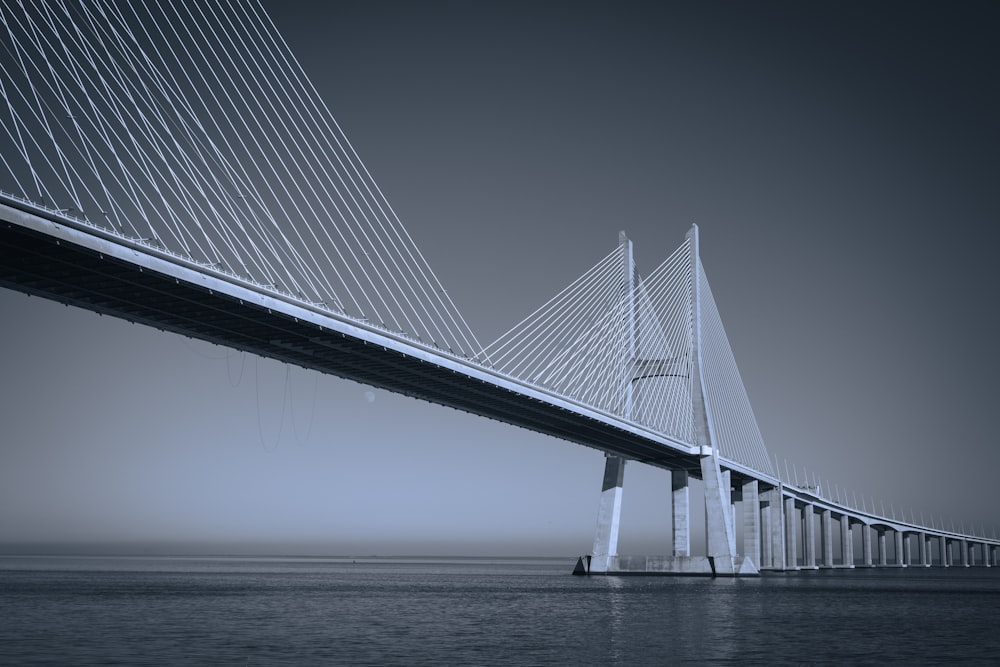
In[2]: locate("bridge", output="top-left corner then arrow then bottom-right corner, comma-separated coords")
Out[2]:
1,0 -> 996,574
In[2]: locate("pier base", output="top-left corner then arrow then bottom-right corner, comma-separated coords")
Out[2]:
573,554 -> 759,577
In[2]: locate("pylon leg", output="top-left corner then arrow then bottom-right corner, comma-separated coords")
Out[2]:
590,455 -> 626,572
701,455 -> 738,574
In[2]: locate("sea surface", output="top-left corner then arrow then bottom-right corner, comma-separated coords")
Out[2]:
1,555 -> 998,666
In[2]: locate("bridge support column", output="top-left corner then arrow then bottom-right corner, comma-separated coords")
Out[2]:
961,540 -> 970,567
760,491 -> 780,569
821,509 -> 833,568
721,470 -> 735,549
896,531 -> 907,567
742,480 -> 760,571
672,470 -> 690,557
862,526 -> 873,567
920,532 -> 930,567
761,497 -> 774,569
701,455 -> 741,574
968,542 -> 976,567
769,488 -> 786,570
942,537 -> 950,567
803,504 -> 817,569
840,517 -> 854,567
785,497 -> 798,569
589,455 -> 626,572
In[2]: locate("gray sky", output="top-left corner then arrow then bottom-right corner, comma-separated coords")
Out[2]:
1,1 -> 998,555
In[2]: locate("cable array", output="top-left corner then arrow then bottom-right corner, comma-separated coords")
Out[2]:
0,0 -> 480,355
627,239 -> 697,444
479,234 -> 774,475
698,263 -> 774,475
477,246 -> 635,416
1,1 -> 776,475
479,238 -> 700,445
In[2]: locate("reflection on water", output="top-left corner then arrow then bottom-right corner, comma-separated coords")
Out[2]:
599,576 -> 626,663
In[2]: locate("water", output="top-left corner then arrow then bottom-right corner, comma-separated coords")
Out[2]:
1,556 -> 998,666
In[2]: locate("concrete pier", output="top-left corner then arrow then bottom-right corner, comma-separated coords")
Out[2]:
862,526 -> 873,567
701,456 -> 739,575
590,455 -> 626,572
770,489 -> 786,570
803,503 -> 817,569
761,499 -> 773,568
672,470 -> 690,557
840,517 -> 854,567
785,497 -> 798,569
821,509 -> 833,568
743,480 -> 761,570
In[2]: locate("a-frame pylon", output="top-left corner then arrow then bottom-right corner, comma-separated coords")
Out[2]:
578,226 -> 758,576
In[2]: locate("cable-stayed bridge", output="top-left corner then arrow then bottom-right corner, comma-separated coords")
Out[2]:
0,0 -> 995,574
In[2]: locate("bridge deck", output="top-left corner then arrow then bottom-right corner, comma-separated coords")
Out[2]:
1,202 -> 700,474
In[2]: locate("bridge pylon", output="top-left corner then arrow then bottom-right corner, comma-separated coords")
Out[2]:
587,232 -> 634,572
576,227 -> 758,577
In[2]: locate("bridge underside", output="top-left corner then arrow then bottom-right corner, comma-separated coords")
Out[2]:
1,212 -> 700,474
